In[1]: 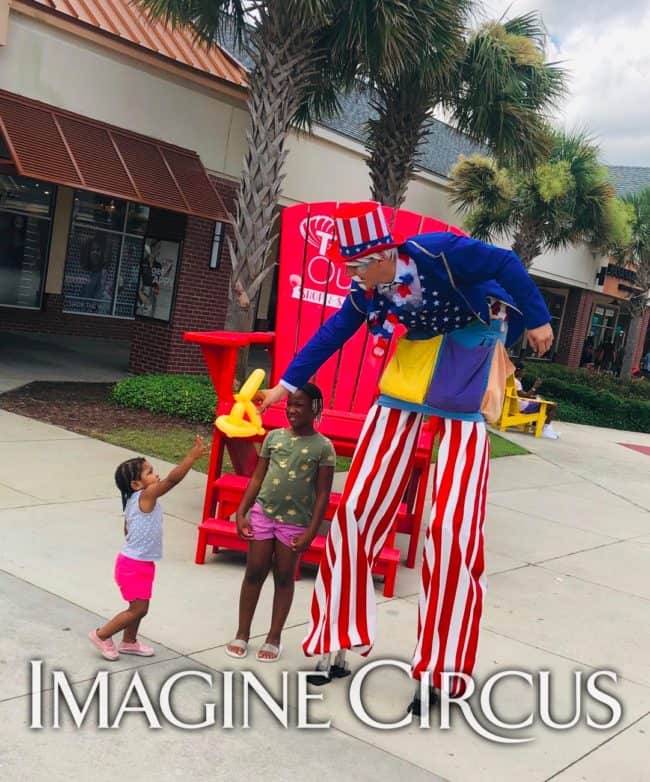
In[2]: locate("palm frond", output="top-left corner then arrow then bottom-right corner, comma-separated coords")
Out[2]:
451,12 -> 567,167
132,0 -> 249,46
448,154 -> 514,213
503,10 -> 547,46
465,207 -> 511,242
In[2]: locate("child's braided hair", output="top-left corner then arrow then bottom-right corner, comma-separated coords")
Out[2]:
114,457 -> 145,510
300,382 -> 324,418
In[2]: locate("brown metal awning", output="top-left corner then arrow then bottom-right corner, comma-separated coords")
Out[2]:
0,89 -> 229,222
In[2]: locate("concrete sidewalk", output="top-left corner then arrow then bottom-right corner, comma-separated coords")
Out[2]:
0,410 -> 648,781
0,332 -> 130,392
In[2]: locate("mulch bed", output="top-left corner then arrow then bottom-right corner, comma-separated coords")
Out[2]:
0,381 -> 205,436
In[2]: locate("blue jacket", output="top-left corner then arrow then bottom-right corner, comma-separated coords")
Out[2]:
283,233 -> 550,389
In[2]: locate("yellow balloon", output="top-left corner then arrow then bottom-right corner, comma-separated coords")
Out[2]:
215,369 -> 266,438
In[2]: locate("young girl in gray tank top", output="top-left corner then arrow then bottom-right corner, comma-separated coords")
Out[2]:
88,436 -> 208,661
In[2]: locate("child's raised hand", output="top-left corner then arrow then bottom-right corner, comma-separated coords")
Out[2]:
189,435 -> 209,461
236,512 -> 253,540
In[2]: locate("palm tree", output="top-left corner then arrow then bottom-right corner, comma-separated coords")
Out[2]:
447,129 -> 629,268
610,187 -> 650,380
364,11 -> 566,208
136,1 -> 442,348
136,1 -> 330,338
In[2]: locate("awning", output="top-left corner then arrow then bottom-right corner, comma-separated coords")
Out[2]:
0,89 -> 229,222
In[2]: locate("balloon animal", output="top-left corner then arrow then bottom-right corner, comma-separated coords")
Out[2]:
216,369 -> 266,438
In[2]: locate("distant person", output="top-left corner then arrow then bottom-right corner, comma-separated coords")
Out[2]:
642,350 -> 650,379
595,340 -> 615,373
514,362 -> 560,439
580,336 -> 595,368
88,436 -> 208,661
226,383 -> 335,663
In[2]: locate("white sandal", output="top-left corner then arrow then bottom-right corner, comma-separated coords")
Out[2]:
255,642 -> 282,662
225,639 -> 248,659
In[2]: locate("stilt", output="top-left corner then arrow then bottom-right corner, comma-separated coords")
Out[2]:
309,651 -> 351,686
406,680 -> 438,717
330,649 -> 351,680
310,653 -> 332,686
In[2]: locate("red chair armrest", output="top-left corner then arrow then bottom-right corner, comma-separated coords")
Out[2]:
183,330 -> 275,348
183,330 -> 275,402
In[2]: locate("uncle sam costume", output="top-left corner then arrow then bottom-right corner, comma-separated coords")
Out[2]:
277,203 -> 550,694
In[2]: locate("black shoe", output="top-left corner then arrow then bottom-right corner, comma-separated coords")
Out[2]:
308,668 -> 333,686
307,662 -> 351,686
407,686 -> 438,716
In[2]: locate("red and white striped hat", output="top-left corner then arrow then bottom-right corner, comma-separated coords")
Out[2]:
326,202 -> 405,263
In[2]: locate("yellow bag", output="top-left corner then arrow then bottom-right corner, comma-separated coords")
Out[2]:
378,335 -> 443,403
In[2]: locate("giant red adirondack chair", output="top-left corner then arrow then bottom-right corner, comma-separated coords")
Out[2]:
184,202 -> 467,596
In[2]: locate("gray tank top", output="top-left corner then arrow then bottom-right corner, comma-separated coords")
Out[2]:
121,490 -> 163,561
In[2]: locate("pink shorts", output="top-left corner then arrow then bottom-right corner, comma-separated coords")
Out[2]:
249,503 -> 306,549
114,553 -> 155,601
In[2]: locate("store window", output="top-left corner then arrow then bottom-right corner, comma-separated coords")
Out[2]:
62,192 -> 184,319
541,288 -> 567,343
589,304 -> 619,348
508,287 -> 567,360
0,175 -> 55,309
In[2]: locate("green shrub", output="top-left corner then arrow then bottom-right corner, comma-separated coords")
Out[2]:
521,368 -> 650,432
521,361 -> 650,402
111,375 -> 216,425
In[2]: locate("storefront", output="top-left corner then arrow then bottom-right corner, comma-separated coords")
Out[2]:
508,282 -> 569,361
0,89 -> 235,373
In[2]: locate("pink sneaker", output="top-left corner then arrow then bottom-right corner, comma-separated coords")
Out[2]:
118,640 -> 155,657
88,629 -> 119,661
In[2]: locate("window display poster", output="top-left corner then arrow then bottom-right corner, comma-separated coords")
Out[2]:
135,238 -> 181,322
62,228 -> 122,315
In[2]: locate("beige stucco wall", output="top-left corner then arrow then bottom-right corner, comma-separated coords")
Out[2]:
0,13 -> 249,176
283,127 -> 459,221
531,243 -> 603,290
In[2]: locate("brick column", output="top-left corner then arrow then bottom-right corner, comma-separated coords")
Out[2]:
556,289 -> 593,368
128,177 -> 237,375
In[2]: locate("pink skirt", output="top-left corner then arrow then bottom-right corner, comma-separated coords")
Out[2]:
114,553 -> 155,601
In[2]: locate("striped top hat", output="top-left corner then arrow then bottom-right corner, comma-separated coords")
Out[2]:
326,202 -> 405,263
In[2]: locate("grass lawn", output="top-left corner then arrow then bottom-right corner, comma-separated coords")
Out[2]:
98,426 -> 528,474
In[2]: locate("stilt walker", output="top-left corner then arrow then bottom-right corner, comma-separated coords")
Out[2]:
259,202 -> 553,711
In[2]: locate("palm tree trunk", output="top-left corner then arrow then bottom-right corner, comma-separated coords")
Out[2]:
225,6 -> 315,383
512,224 -> 543,269
366,83 -> 431,209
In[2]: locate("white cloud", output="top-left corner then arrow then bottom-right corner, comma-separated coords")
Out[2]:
483,0 -> 650,165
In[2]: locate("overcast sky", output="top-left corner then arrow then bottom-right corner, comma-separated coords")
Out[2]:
482,0 -> 650,166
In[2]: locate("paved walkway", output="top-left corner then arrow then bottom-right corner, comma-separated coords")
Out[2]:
0,332 -> 131,392
0,411 -> 648,781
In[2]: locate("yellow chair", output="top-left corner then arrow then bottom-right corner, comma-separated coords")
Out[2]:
497,376 -> 550,438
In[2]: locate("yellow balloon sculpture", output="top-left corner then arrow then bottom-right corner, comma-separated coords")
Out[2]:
216,368 -> 266,438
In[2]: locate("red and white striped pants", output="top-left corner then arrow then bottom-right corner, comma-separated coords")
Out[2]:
302,405 -> 490,694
